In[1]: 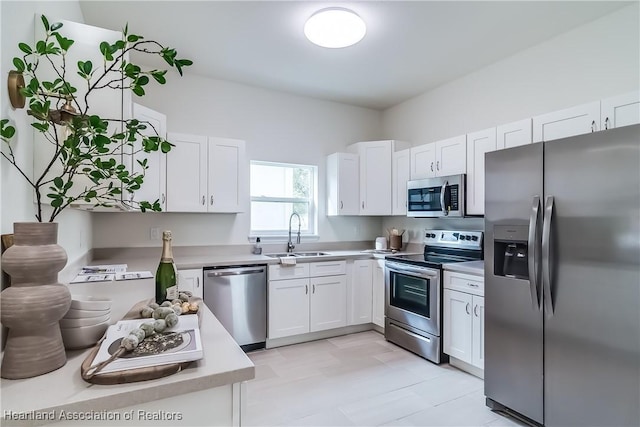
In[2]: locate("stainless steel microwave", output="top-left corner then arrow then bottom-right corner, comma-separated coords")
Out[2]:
407,174 -> 465,217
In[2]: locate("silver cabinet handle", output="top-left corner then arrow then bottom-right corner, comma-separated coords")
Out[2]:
436,160 -> 440,171
340,201 -> 343,210
467,283 -> 479,288
202,195 -> 205,205
196,277 -> 200,288
210,195 -> 214,205
542,196 -> 555,317
591,120 -> 597,132
430,162 -> 434,172
161,193 -> 165,204
312,284 -> 316,294
465,302 -> 471,315
361,201 -> 365,209
528,196 -> 542,310
474,304 -> 479,317
604,117 -> 610,130
305,285 -> 308,295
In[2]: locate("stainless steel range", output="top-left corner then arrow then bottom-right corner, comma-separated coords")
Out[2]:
384,229 -> 483,363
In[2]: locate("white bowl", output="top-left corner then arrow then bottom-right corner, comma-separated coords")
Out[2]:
64,307 -> 111,319
61,321 -> 109,350
60,312 -> 110,328
70,297 -> 112,311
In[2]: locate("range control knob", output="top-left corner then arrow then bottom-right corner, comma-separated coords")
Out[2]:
471,236 -> 479,241
459,235 -> 466,240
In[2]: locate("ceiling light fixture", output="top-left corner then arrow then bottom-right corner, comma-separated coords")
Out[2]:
304,7 -> 366,49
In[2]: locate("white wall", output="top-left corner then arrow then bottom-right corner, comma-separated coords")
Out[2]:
382,3 -> 639,242
1,1 -> 91,265
92,75 -> 384,248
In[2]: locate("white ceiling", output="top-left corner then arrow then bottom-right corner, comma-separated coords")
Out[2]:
79,1 -> 632,110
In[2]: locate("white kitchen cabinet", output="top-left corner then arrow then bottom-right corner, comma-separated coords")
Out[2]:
532,101 -> 600,143
207,137 -> 247,213
410,135 -> 466,180
130,103 -> 167,210
326,153 -> 360,216
601,91 -> 640,130
356,141 -> 393,215
166,133 -> 246,213
348,259 -> 373,325
496,118 -> 532,150
466,128 -> 497,215
268,261 -> 347,339
392,149 -> 410,215
178,268 -> 203,299
410,143 -> 437,180
372,259 -> 385,328
443,270 -> 485,371
166,133 -> 208,212
268,278 -> 310,339
310,275 -> 347,332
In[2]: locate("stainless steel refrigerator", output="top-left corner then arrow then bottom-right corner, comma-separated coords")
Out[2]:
484,124 -> 640,427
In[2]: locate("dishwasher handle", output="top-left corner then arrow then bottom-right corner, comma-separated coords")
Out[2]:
206,266 -> 266,277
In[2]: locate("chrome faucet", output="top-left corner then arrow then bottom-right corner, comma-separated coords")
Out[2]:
287,212 -> 301,252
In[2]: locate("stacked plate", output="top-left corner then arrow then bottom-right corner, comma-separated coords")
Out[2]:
60,297 -> 111,350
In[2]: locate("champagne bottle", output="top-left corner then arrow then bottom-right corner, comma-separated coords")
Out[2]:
156,230 -> 178,304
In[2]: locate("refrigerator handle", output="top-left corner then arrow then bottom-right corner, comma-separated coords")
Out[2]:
528,196 -> 542,310
542,196 -> 555,317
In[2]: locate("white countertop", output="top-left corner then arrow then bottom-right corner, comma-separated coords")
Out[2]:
443,260 -> 485,276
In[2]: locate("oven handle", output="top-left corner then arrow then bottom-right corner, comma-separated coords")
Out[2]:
385,262 -> 439,279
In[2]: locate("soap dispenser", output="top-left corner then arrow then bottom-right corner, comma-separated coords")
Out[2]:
253,237 -> 262,255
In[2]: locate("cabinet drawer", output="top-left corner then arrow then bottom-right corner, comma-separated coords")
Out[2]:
444,271 -> 484,296
268,263 -> 310,280
309,260 -> 347,277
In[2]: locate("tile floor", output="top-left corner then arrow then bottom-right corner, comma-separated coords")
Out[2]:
245,331 -> 527,427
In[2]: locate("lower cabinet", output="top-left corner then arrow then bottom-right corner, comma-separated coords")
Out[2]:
372,259 -> 385,328
178,268 -> 203,299
268,261 -> 347,340
348,259 -> 373,325
443,271 -> 484,370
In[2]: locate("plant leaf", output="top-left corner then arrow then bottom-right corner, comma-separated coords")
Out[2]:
18,43 -> 32,54
41,15 -> 50,32
12,58 -> 25,72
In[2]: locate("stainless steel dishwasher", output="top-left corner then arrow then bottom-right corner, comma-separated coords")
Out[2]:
203,265 -> 267,351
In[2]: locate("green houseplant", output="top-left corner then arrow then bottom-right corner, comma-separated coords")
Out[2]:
0,15 -> 191,379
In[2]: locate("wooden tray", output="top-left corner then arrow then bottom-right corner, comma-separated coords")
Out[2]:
80,298 -> 202,385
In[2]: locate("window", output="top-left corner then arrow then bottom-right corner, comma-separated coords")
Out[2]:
250,161 -> 317,237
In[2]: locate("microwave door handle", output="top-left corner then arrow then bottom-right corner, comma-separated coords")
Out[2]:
440,181 -> 448,216
528,196 -> 542,310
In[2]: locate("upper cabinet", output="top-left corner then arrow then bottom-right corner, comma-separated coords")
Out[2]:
410,135 -> 466,180
166,133 -> 246,213
466,128 -> 497,216
601,91 -> 640,130
496,119 -> 532,150
130,103 -> 167,211
392,149 -> 410,216
326,153 -> 359,216
346,140 -> 409,216
532,101 -> 600,143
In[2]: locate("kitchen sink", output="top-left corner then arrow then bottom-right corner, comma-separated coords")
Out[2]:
265,252 -> 331,258
292,252 -> 330,257
265,253 -> 297,258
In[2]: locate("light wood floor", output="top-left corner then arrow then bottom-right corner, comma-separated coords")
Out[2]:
245,331 -> 526,426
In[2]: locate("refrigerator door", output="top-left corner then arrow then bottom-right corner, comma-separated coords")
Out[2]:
485,143 -> 544,424
543,125 -> 640,426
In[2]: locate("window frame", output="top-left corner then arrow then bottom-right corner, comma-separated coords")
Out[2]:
249,160 -> 318,239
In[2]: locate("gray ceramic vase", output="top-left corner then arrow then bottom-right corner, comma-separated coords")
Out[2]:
0,222 -> 71,379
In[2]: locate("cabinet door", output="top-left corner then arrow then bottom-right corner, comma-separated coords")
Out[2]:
326,153 -> 360,216
435,135 -> 467,176
410,143 -> 436,180
532,101 -> 600,143
131,103 -> 167,210
372,259 -> 385,328
443,289 -> 473,364
207,137 -> 246,213
466,128 -> 496,215
359,142 -> 392,215
349,260 -> 373,325
472,295 -> 485,369
178,269 -> 203,299
310,275 -> 347,332
392,149 -> 410,215
268,278 -> 310,339
166,133 -> 208,212
496,118 -> 532,150
601,91 -> 640,130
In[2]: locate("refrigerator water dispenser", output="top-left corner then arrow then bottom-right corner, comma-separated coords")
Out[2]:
493,225 -> 529,280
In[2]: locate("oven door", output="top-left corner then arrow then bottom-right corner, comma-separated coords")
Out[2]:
385,261 -> 441,336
